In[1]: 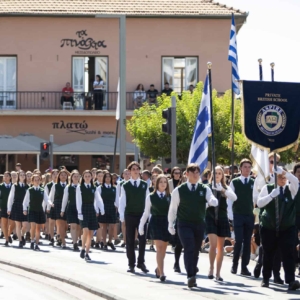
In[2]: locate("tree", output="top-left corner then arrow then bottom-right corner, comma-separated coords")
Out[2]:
127,82 -> 299,164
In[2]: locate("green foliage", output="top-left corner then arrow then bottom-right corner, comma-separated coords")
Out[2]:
127,82 -> 299,164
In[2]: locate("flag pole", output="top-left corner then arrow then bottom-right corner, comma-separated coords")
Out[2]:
230,67 -> 235,179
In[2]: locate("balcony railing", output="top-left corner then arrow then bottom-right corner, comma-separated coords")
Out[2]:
0,91 -> 141,111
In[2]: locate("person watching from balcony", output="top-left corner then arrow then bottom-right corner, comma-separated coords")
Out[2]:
133,84 -> 146,109
93,75 -> 104,110
188,84 -> 195,93
147,84 -> 159,105
61,82 -> 74,107
161,82 -> 173,96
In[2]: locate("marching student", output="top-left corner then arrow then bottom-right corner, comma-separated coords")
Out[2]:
257,167 -> 300,290
0,171 -> 12,246
48,169 -> 69,248
23,174 -> 52,250
76,170 -> 105,261
45,169 -> 58,245
61,171 -> 81,251
119,162 -> 150,273
94,170 -> 104,187
293,162 -> 300,275
117,168 -> 131,248
168,163 -> 218,288
139,174 -> 171,282
206,166 -> 237,281
228,158 -> 255,276
24,171 -> 33,241
97,172 -> 118,250
148,173 -> 158,251
7,170 -> 29,248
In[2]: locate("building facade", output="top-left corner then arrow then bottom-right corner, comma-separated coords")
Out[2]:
0,0 -> 247,173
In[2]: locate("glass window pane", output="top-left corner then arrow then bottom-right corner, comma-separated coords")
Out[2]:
185,57 -> 197,90
162,57 -> 174,88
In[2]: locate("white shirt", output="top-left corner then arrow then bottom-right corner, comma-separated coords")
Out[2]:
96,184 -> 118,208
93,80 -> 104,90
47,182 -> 67,210
134,90 -> 146,101
253,173 -> 275,206
168,182 -> 218,228
22,187 -> 51,211
44,181 -> 54,196
61,184 -> 78,213
119,178 -> 150,222
75,184 -> 105,215
257,172 -> 298,208
7,183 -> 26,212
227,175 -> 251,220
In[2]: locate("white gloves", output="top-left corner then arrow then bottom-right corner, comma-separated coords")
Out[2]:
272,166 -> 283,175
78,214 -> 83,221
270,187 -> 280,198
138,226 -> 144,236
212,183 -> 223,192
168,227 -> 176,235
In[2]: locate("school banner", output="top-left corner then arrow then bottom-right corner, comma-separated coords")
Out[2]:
241,80 -> 300,152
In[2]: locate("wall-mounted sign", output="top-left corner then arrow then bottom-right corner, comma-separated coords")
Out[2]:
60,30 -> 107,51
52,120 -> 114,136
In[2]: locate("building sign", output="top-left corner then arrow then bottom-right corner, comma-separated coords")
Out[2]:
52,120 -> 114,136
60,30 -> 107,53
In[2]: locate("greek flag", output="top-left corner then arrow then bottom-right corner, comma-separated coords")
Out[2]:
228,14 -> 240,95
188,75 -> 211,172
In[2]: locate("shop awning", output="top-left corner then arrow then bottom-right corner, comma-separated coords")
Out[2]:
15,133 -> 58,148
0,135 -> 39,154
90,136 -> 135,154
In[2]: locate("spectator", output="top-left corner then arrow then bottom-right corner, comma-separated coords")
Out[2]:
15,163 -> 21,172
188,84 -> 195,93
61,82 -> 74,107
142,170 -> 151,188
161,82 -> 173,96
93,75 -> 104,110
133,84 -> 146,109
147,84 -> 159,104
201,169 -> 211,184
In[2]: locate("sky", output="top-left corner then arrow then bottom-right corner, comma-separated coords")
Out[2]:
222,0 -> 300,82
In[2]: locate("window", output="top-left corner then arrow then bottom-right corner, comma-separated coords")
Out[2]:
0,57 -> 16,109
72,56 -> 108,109
162,57 -> 198,94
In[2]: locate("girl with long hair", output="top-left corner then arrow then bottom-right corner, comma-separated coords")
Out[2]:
206,166 -> 237,281
7,170 -> 29,248
76,170 -> 105,261
139,174 -> 171,281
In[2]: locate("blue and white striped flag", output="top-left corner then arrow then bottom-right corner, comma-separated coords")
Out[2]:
228,14 -> 240,95
188,75 -> 211,172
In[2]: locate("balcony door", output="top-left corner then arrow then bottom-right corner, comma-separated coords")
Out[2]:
0,57 -> 16,109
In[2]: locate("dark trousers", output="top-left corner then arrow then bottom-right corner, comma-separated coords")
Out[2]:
295,216 -> 300,264
261,226 -> 296,283
125,214 -> 146,267
61,96 -> 74,106
256,245 -> 281,278
94,90 -> 103,110
233,214 -> 254,270
177,221 -> 205,278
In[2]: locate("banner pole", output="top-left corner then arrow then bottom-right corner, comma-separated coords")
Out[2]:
230,67 -> 235,180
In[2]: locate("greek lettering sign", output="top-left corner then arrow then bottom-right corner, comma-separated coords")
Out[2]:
242,80 -> 300,152
60,30 -> 107,51
52,120 -> 114,136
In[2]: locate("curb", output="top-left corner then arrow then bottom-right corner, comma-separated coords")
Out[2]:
0,259 -> 126,300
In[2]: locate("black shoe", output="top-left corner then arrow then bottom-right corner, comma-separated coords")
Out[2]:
35,244 -> 40,251
208,274 -> 214,279
80,249 -> 85,259
103,245 -> 108,250
62,244 -> 67,249
261,279 -> 269,288
114,238 -> 121,246
241,268 -> 251,276
0,232 -> 4,238
196,267 -> 199,273
4,241 -> 9,247
73,243 -> 80,252
231,265 -> 238,274
8,236 -> 12,244
18,241 -> 23,248
25,232 -> 30,242
49,238 -> 54,246
216,276 -> 223,282
30,242 -> 34,249
160,275 -> 166,282
45,234 -> 49,240
12,234 -> 18,240
107,241 -> 116,250
85,254 -> 91,261
127,266 -> 135,273
254,263 -> 262,278
56,240 -> 62,247
187,276 -> 196,288
21,236 -> 26,246
78,240 -> 82,247
174,263 -> 181,273
100,242 -> 104,249
155,268 -> 160,278
150,245 -> 156,252
137,263 -> 149,273
95,242 -> 100,249
121,243 -> 126,248
288,280 -> 300,290
274,277 -> 284,285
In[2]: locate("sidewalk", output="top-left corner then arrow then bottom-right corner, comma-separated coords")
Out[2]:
0,239 -> 298,300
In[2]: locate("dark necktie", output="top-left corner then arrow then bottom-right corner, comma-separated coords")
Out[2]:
134,181 -> 137,187
87,185 -> 90,189
191,184 -> 196,191
74,185 -> 77,188
62,183 -> 65,188
244,178 -> 248,185
6,185 -> 10,189
279,186 -> 284,200
160,193 -> 164,198
20,184 -> 23,188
